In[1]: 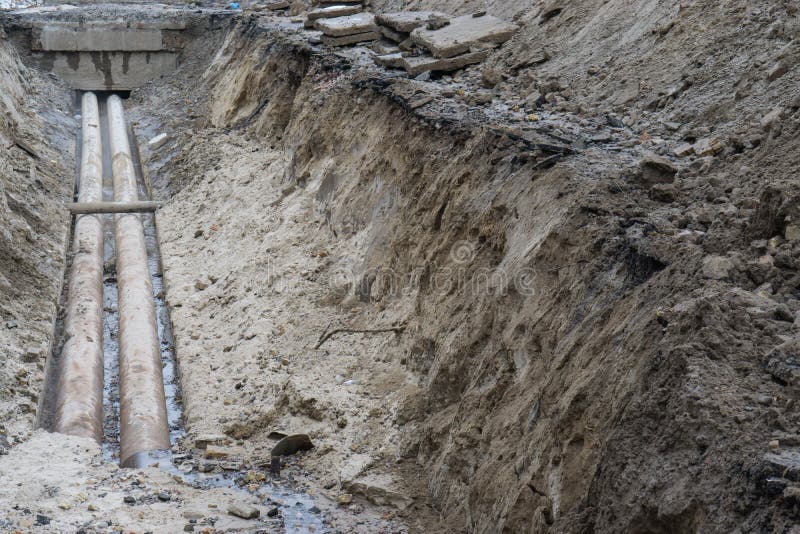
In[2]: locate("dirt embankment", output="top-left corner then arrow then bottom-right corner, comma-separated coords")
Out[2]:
128,13 -> 800,533
0,34 -> 74,450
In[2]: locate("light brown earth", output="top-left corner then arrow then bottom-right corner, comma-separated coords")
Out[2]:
1,1 -> 800,533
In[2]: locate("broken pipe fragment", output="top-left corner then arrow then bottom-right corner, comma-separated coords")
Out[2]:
270,433 -> 313,456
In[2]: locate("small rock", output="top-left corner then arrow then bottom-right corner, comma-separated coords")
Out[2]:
702,255 -> 734,280
785,224 -> 800,241
194,280 -> 208,291
123,496 -> 136,505
158,491 -> 171,502
673,143 -> 694,157
23,346 -> 42,362
267,507 -> 280,518
481,67 -> 503,88
638,155 -> 678,185
87,503 -> 98,512
58,501 -> 70,510
5,320 -> 18,329
228,503 -> 260,519
148,133 -> 169,150
337,493 -> 353,505
767,62 -> 788,82
769,439 -> 780,452
692,137 -> 723,157
194,434 -> 226,449
649,183 -> 677,203
184,525 -> 194,532
205,445 -> 245,460
761,108 -> 782,131
183,509 -> 205,519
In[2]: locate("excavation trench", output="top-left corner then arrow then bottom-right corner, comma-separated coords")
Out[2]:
41,86 -> 330,533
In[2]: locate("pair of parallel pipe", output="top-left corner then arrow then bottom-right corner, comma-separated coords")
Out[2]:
53,93 -> 170,468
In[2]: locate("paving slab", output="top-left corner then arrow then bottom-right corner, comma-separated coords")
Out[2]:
400,49 -> 490,76
375,11 -> 449,33
307,4 -> 362,21
320,30 -> 379,46
316,12 -> 376,37
410,14 -> 517,58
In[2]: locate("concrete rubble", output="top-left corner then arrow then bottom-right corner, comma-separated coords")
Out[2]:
303,6 -> 516,75
371,11 -> 517,76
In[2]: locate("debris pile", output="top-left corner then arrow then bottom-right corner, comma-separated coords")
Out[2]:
373,12 -> 518,77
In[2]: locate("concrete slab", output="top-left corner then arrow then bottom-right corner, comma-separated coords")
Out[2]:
400,49 -> 490,76
320,30 -> 379,46
34,27 -> 163,52
375,11 -> 449,33
410,14 -> 517,58
35,51 -> 178,90
315,12 -> 376,37
307,4 -> 362,21
374,52 -> 404,68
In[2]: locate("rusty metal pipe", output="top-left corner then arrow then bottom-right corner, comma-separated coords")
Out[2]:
107,94 -> 170,468
68,200 -> 163,214
53,92 -> 105,442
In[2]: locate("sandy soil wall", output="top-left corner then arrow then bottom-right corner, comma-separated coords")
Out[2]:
0,34 -> 75,448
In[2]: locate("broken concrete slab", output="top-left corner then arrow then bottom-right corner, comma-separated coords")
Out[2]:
316,12 -> 376,37
375,11 -> 449,33
399,49 -> 490,76
379,24 -> 406,43
307,4 -> 362,21
321,30 -> 379,46
374,52 -> 405,68
410,14 -> 518,58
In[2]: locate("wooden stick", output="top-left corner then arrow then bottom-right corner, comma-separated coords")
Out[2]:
68,201 -> 163,214
315,324 -> 406,349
